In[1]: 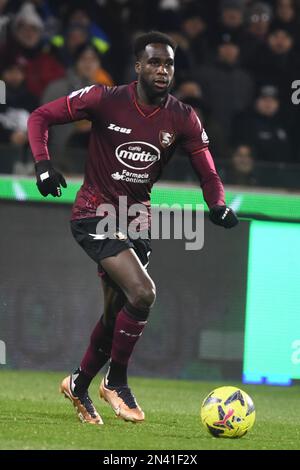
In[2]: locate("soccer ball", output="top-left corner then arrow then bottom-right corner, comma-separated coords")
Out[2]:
200,386 -> 255,438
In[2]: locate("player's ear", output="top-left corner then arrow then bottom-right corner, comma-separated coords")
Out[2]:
135,61 -> 141,74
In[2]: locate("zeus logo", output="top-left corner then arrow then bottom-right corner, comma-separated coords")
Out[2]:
108,123 -> 132,134
116,141 -> 160,170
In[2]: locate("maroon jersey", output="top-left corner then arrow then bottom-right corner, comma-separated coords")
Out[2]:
28,82 -> 225,224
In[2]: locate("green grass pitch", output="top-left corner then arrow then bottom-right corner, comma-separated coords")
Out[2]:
0,370 -> 299,450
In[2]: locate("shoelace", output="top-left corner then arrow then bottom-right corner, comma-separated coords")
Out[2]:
79,392 -> 97,418
116,386 -> 137,409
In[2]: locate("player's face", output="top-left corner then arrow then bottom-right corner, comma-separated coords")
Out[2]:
136,43 -> 175,99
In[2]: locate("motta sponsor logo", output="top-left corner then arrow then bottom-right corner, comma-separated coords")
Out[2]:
115,141 -> 160,170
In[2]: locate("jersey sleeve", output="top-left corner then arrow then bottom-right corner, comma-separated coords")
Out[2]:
66,84 -> 104,120
180,106 -> 209,154
180,106 -> 225,208
28,85 -> 104,162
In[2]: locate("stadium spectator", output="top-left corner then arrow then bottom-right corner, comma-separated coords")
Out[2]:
0,61 -> 34,174
76,0 -> 136,83
231,1 -> 273,66
28,0 -> 61,39
42,42 -> 113,101
272,0 -> 300,40
162,94 -> 230,182
223,144 -> 258,186
149,6 -> 195,82
246,2 -> 273,40
175,78 -> 203,100
180,6 -> 210,65
213,0 -> 267,66
59,5 -> 110,56
0,0 -> 12,44
0,104 -> 28,149
196,34 -> 254,137
0,2 -> 65,98
1,0 -> 299,185
232,85 -> 292,163
42,43 -> 113,171
248,25 -> 300,113
51,24 -> 90,68
1,62 -> 37,112
183,96 -> 230,161
220,0 -> 245,29
212,0 -> 246,47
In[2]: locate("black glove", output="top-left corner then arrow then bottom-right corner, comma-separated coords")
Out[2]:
35,160 -> 67,197
209,205 -> 239,229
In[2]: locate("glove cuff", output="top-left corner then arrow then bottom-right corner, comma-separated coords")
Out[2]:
35,159 -> 52,172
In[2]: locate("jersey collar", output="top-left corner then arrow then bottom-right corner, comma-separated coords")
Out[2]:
128,81 -> 169,118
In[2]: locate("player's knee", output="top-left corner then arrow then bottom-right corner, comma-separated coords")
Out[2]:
129,282 -> 156,310
145,283 -> 156,307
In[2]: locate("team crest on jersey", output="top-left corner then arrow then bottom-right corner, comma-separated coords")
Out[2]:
159,130 -> 175,148
201,128 -> 209,144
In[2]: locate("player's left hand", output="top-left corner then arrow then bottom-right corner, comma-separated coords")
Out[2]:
209,205 -> 239,229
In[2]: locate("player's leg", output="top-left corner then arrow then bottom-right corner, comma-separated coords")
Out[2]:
72,278 -> 126,394
60,279 -> 125,425
102,277 -> 127,333
99,247 -> 156,422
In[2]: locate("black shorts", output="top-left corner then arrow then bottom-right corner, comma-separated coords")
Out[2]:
70,217 -> 152,284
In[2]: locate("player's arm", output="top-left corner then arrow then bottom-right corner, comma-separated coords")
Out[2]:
181,107 -> 238,229
27,85 -> 102,197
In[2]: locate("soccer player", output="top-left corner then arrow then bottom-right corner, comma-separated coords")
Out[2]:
27,32 -> 238,425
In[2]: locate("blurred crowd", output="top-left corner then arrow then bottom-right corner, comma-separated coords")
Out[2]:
0,0 -> 300,189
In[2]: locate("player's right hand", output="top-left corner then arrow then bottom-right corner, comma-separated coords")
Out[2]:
35,160 -> 67,197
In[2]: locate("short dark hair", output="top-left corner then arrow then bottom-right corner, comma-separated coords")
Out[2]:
133,31 -> 177,59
